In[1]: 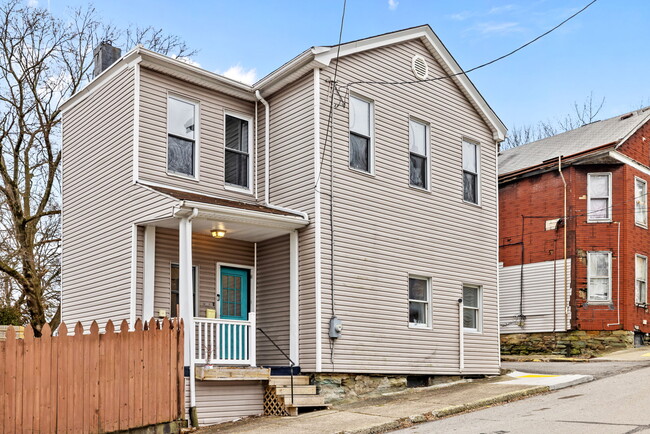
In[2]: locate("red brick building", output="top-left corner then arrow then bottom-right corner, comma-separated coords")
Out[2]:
499,108 -> 650,355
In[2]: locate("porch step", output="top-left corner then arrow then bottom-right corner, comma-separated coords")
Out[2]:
268,375 -> 310,386
196,366 -> 270,381
281,394 -> 326,406
274,385 -> 317,395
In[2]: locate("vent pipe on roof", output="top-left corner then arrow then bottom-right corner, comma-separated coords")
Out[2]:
93,41 -> 122,78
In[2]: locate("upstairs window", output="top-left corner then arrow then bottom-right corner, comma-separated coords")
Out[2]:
408,276 -> 430,328
587,173 -> 611,222
167,96 -> 197,177
587,251 -> 612,302
636,254 -> 647,305
349,95 -> 373,173
635,177 -> 647,227
225,114 -> 252,190
463,140 -> 480,204
409,119 -> 429,189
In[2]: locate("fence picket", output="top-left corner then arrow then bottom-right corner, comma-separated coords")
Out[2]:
119,320 -> 129,431
89,322 -> 100,432
103,320 -> 117,432
73,322 -> 84,434
56,322 -> 68,433
39,324 -> 52,434
134,319 -> 144,428
0,339 -> 4,434
5,327 -> 16,434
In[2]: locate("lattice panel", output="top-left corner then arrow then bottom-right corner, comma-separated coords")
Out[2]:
264,386 -> 289,416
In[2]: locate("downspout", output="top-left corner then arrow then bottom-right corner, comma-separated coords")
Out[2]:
255,90 -> 270,205
607,222 -> 622,327
254,100 -> 259,201
558,157 -> 568,330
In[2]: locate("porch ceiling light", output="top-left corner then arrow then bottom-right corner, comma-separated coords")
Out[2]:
211,229 -> 226,239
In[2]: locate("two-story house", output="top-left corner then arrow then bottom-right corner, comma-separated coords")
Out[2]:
499,108 -> 650,356
61,25 -> 507,426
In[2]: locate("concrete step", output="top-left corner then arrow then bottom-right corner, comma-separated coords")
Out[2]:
282,395 -> 326,406
268,375 -> 310,386
274,385 -> 317,395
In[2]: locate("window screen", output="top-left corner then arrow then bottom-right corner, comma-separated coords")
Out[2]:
167,97 -> 196,176
463,141 -> 479,204
225,115 -> 250,188
409,120 -> 428,189
349,96 -> 372,172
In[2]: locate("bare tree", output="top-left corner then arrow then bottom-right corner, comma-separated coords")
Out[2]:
502,92 -> 606,151
0,0 -> 196,334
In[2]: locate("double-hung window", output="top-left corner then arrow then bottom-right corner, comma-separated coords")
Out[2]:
349,95 -> 373,173
170,264 -> 198,317
408,276 -> 430,327
463,285 -> 481,332
636,254 -> 648,305
225,114 -> 252,190
587,173 -> 611,222
167,96 -> 197,177
635,178 -> 647,227
587,251 -> 612,302
462,140 -> 480,204
409,119 -> 429,189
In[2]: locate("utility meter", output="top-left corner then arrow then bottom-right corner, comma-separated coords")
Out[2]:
329,316 -> 343,339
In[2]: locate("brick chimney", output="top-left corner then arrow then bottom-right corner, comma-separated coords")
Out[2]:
92,41 -> 122,78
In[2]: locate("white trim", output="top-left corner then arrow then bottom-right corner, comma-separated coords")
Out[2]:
462,284 -> 482,334
587,172 -> 612,223
142,225 -> 156,321
635,253 -> 648,305
166,93 -> 200,180
129,224 -> 137,327
495,139 -> 501,366
133,63 -> 140,184
635,176 -> 648,228
462,138 -> 481,206
215,262 -> 256,320
407,275 -> 432,329
178,202 -> 308,230
587,251 -> 613,303
408,117 -> 431,191
459,298 -> 464,372
290,230 -> 300,364
313,67 -> 322,372
223,110 -> 254,193
348,93 -> 375,175
609,151 -> 650,176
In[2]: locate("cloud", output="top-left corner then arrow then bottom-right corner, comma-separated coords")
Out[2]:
173,56 -> 201,68
471,21 -> 523,35
448,11 -> 475,21
388,0 -> 398,11
220,64 -> 257,85
488,4 -> 516,15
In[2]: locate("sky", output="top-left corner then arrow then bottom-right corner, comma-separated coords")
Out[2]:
42,0 -> 650,131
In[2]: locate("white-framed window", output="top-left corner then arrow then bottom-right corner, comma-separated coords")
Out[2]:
409,119 -> 429,189
408,276 -> 430,328
167,96 -> 198,178
587,173 -> 611,222
636,254 -> 648,305
170,264 -> 198,317
224,112 -> 253,191
349,95 -> 373,173
635,177 -> 647,228
587,251 -> 612,302
463,285 -> 481,332
462,140 -> 480,204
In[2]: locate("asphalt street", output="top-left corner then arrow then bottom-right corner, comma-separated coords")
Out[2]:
395,363 -> 650,434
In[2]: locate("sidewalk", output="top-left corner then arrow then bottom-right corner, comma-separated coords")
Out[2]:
198,371 -> 588,434
502,346 -> 650,363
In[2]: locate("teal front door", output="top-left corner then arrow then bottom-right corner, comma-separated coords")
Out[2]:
220,267 -> 249,321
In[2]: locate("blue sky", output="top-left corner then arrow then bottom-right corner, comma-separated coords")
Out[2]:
45,0 -> 649,130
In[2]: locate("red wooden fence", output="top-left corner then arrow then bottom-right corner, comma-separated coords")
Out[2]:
0,318 -> 184,433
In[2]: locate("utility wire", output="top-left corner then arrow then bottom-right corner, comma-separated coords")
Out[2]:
342,0 -> 598,88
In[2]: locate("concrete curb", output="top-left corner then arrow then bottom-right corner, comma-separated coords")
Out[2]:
547,375 -> 593,390
339,386 -> 551,434
502,356 -> 591,363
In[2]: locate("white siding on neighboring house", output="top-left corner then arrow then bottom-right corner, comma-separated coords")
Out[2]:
500,259 -> 572,334
316,38 -> 500,375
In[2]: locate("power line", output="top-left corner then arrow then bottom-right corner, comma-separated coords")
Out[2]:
342,0 -> 598,88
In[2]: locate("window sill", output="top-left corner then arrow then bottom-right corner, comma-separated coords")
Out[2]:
586,300 -> 613,305
408,323 -> 431,330
167,171 -> 199,182
348,166 -> 376,178
635,222 -> 648,229
463,328 -> 482,335
408,184 -> 431,194
586,219 -> 612,223
224,184 -> 253,195
462,199 -> 482,209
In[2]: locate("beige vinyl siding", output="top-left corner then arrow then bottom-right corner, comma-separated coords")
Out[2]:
61,66 -> 176,328
138,67 -> 256,200
152,228 -> 255,317
184,380 -> 264,426
256,235 -> 291,365
316,38 -> 500,374
265,72 -> 317,370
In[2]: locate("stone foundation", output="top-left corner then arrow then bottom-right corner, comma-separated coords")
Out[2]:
311,373 -> 462,404
501,330 -> 635,357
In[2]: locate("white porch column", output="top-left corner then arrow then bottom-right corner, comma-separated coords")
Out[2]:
290,230 -> 300,365
179,216 -> 194,367
142,225 -> 156,321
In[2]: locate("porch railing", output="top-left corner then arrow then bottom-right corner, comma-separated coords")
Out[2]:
194,313 -> 256,366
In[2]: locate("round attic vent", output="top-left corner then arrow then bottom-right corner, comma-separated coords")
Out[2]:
411,55 -> 429,80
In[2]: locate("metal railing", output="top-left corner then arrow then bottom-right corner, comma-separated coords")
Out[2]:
257,327 -> 295,404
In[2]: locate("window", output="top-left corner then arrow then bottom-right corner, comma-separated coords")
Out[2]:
225,114 -> 252,190
170,264 -> 198,317
408,276 -> 430,327
635,178 -> 647,227
463,285 -> 481,332
462,140 -> 479,204
587,173 -> 611,222
167,96 -> 197,177
587,251 -> 612,302
349,95 -> 373,173
409,119 -> 429,189
636,254 -> 647,305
